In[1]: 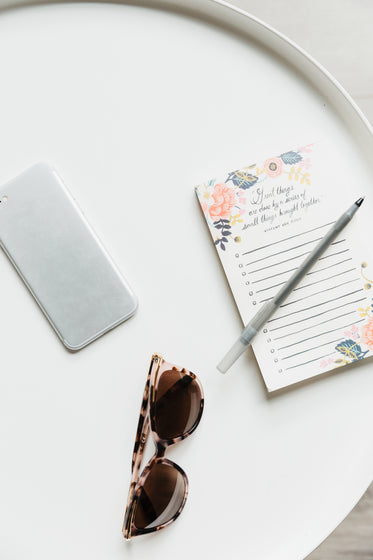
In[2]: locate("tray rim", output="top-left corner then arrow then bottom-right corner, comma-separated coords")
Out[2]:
0,0 -> 372,144
0,1 -> 371,558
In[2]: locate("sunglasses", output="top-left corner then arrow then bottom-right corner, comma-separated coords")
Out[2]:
122,354 -> 204,540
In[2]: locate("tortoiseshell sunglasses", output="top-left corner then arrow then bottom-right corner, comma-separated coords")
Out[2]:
122,354 -> 204,540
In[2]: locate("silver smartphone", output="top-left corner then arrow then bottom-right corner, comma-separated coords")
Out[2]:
0,163 -> 137,350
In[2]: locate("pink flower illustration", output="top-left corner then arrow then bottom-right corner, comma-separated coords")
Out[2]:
264,157 -> 283,178
360,317 -> 373,350
320,357 -> 334,368
344,324 -> 359,341
299,144 -> 314,153
238,190 -> 247,205
209,183 -> 236,221
299,157 -> 312,170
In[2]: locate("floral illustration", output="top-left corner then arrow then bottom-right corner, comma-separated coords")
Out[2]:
360,317 -> 373,351
264,157 -> 283,178
343,324 -> 359,341
361,261 -> 373,290
320,357 -> 334,368
208,183 -> 236,221
284,166 -> 311,184
196,144 -> 314,250
319,262 -> 373,370
226,168 -> 258,190
334,338 -> 369,366
298,157 -> 312,171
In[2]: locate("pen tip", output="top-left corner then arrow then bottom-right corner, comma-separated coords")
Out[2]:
355,196 -> 365,207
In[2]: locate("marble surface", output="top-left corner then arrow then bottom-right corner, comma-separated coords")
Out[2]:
233,1 -> 373,557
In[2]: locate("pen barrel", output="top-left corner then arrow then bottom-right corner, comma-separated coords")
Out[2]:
241,301 -> 277,343
272,209 -> 354,307
218,200 -> 362,373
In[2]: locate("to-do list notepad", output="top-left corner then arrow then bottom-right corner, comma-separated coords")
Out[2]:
196,143 -> 373,391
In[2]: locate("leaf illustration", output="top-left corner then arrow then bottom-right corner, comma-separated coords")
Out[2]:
214,219 -> 230,227
335,338 -> 364,361
226,170 -> 258,190
280,151 -> 302,165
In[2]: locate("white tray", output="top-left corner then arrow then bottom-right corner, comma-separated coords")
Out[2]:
0,2 -> 372,559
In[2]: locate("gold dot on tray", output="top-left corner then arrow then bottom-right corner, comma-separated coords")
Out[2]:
361,262 -> 367,268
234,236 -> 241,243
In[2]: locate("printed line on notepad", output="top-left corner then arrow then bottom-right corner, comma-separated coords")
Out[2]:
277,318 -> 365,351
273,310 -> 357,340
267,289 -> 364,323
269,297 -> 366,332
249,248 -> 349,275
245,238 -> 345,268
255,267 -> 356,294
249,251 -> 315,274
245,237 -> 324,266
241,221 -> 335,256
318,248 -> 349,261
284,352 -> 336,371
281,319 -> 365,361
306,257 -> 352,276
274,278 -> 358,307
293,267 -> 356,291
282,338 -> 344,360
252,258 -> 352,285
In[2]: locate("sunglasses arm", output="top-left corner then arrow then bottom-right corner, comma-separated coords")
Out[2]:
124,364 -> 153,518
131,414 -> 150,479
123,376 -> 151,538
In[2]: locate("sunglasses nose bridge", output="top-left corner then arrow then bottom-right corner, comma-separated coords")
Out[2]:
155,442 -> 166,458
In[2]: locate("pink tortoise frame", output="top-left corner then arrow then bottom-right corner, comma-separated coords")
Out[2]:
122,353 -> 204,540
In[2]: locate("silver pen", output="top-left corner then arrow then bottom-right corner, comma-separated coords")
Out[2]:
217,197 -> 365,374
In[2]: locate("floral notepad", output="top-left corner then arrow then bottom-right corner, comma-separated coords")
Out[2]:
196,143 -> 373,391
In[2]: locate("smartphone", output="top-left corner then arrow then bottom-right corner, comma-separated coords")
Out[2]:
0,163 -> 137,350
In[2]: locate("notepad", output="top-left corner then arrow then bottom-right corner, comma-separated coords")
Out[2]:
196,143 -> 373,391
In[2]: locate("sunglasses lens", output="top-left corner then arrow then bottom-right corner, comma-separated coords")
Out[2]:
134,462 -> 186,530
154,369 -> 202,440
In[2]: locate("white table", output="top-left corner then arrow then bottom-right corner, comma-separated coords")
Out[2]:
0,2 -> 372,559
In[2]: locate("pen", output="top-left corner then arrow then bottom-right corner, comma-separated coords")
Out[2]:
217,196 -> 365,373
